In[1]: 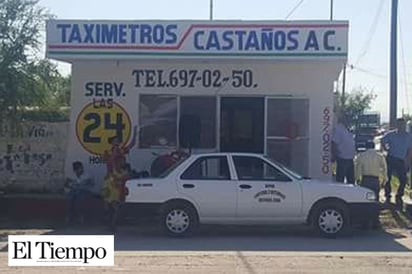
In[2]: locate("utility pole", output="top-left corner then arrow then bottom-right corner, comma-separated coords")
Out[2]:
331,0 -> 347,109
328,0 -> 346,109
330,0 -> 334,20
389,0 -> 398,127
210,0 -> 213,20
342,63 -> 346,106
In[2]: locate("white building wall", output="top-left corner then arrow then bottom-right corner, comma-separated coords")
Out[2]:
66,60 -> 341,190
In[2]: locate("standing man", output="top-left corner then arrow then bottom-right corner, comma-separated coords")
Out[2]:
65,161 -> 94,224
355,140 -> 387,200
381,118 -> 412,209
332,115 -> 356,184
355,140 -> 387,228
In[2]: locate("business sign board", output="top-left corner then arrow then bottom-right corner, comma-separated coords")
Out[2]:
46,20 -> 348,60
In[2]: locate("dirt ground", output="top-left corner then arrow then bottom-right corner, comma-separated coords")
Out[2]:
1,252 -> 412,274
0,201 -> 411,273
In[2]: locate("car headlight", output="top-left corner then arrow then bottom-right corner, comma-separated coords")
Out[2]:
366,192 -> 376,201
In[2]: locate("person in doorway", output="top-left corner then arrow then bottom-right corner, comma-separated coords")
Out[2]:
381,118 -> 412,209
65,161 -> 94,224
332,115 -> 356,184
355,140 -> 387,225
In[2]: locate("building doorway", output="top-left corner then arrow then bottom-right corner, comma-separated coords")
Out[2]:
220,97 -> 264,153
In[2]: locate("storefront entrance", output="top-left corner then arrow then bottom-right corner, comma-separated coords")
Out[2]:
220,97 -> 264,153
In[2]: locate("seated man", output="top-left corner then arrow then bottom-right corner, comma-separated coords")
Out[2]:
65,161 -> 94,224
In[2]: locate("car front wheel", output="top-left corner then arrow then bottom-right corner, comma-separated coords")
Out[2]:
160,202 -> 198,237
313,202 -> 349,238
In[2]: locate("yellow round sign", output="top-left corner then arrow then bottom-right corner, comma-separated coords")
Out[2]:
76,102 -> 132,155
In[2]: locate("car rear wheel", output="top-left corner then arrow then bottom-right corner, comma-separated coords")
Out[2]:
313,202 -> 349,238
160,202 -> 198,237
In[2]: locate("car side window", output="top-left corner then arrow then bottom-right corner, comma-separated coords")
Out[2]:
181,156 -> 230,180
233,156 -> 291,182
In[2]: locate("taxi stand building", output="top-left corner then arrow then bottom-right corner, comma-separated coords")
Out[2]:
46,20 -> 349,186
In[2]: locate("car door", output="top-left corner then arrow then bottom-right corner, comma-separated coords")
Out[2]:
177,155 -> 237,219
232,155 -> 302,220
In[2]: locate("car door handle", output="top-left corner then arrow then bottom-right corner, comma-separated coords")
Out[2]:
182,184 -> 195,189
239,184 -> 252,189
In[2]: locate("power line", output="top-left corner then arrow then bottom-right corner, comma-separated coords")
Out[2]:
355,0 -> 385,65
285,0 -> 306,20
349,65 -> 387,79
347,64 -> 412,87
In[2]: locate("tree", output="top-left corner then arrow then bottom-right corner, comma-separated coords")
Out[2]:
26,59 -> 71,107
334,87 -> 377,129
0,0 -> 70,131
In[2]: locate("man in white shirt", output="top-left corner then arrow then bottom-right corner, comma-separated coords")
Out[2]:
65,161 -> 94,224
355,140 -> 387,201
354,140 -> 387,228
332,116 -> 356,184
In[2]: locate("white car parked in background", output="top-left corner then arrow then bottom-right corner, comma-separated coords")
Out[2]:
123,153 -> 378,238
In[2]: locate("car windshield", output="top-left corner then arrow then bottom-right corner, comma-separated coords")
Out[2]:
157,155 -> 189,178
263,155 -> 305,180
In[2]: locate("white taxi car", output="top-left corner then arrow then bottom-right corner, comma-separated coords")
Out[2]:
124,153 -> 378,237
